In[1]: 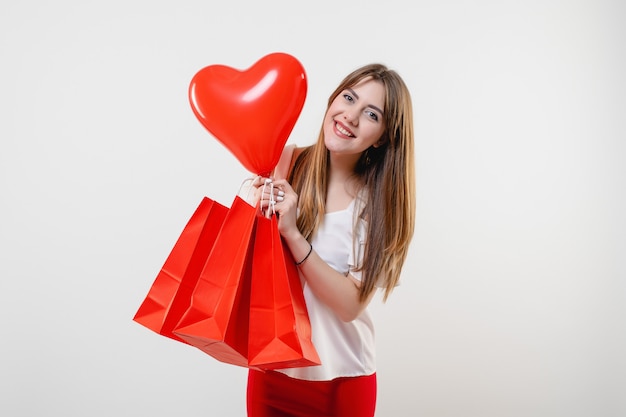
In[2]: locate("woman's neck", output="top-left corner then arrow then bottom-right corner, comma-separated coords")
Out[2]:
326,152 -> 362,210
328,152 -> 359,182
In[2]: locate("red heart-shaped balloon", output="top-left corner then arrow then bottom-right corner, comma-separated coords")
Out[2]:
189,53 -> 307,176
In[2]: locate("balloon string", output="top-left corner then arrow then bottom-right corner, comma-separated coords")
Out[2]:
260,178 -> 276,218
269,181 -> 276,217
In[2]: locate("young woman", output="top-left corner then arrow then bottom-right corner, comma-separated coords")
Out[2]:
248,63 -> 415,417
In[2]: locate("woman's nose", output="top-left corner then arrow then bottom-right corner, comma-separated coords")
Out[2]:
343,111 -> 358,125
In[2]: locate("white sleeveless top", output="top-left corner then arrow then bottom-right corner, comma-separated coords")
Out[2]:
276,199 -> 376,381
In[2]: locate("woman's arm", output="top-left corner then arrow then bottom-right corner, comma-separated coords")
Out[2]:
285,232 -> 376,322
260,178 -> 376,322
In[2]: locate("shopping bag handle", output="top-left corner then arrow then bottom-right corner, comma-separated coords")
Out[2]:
238,176 -> 274,218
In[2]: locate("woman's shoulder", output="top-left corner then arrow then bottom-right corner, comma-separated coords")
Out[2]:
273,144 -> 297,180
274,144 -> 311,179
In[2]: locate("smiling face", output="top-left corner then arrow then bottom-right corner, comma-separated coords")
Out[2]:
323,77 -> 386,161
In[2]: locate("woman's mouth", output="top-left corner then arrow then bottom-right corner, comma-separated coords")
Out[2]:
334,121 -> 355,138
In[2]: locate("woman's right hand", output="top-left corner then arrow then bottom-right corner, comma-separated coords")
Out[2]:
267,178 -> 300,241
253,177 -> 300,241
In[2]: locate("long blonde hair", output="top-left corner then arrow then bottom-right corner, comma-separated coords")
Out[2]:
289,63 -> 416,302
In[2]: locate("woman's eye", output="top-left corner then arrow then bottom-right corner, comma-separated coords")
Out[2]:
343,93 -> 354,103
366,110 -> 379,121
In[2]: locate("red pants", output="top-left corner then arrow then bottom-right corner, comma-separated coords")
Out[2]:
247,369 -> 377,417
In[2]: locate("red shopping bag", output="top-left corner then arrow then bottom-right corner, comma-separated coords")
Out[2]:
173,195 -> 257,367
247,214 -> 321,369
133,197 -> 229,343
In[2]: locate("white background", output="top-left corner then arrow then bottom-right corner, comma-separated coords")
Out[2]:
1,1 -> 624,416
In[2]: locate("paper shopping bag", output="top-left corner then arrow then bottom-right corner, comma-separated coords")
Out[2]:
173,195 -> 257,367
247,214 -> 321,369
133,197 -> 229,343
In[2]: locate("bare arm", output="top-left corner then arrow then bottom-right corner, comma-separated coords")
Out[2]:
284,232 -> 376,322
258,177 -> 375,322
